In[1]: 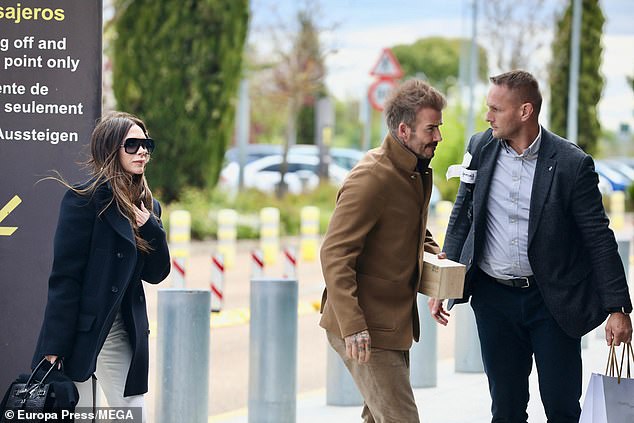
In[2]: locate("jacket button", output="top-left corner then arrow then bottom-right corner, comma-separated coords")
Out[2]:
147,329 -> 151,335
111,286 -> 119,293
116,252 -> 123,259
139,295 -> 144,303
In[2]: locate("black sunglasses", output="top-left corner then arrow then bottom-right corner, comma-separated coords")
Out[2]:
121,138 -> 155,154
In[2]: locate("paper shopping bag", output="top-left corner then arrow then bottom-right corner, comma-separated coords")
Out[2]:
603,373 -> 634,422
579,373 -> 607,423
579,342 -> 634,423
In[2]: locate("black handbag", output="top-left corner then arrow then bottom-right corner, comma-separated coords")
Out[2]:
0,358 -> 78,422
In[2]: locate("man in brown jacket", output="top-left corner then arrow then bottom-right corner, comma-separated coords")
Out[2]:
319,79 -> 445,422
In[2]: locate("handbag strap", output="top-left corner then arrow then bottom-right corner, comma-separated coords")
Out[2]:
91,374 -> 97,423
24,357 -> 61,391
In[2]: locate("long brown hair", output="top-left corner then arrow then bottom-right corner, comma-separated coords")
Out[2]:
69,112 -> 155,253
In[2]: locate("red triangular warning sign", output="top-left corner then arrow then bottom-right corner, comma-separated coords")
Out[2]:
370,48 -> 404,79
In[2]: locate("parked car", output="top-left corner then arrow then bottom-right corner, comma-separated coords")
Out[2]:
218,154 -> 349,195
288,145 -> 365,170
594,161 -> 631,191
224,144 -> 365,170
601,159 -> 634,184
224,144 -> 282,164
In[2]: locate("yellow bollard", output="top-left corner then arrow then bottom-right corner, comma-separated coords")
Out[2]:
609,192 -> 625,232
434,201 -> 453,249
217,209 -> 238,269
260,207 -> 280,265
169,210 -> 191,288
300,206 -> 320,261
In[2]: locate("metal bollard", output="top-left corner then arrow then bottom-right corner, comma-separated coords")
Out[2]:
249,279 -> 298,423
454,305 -> 484,373
326,344 -> 363,406
260,207 -> 280,265
434,201 -> 453,249
217,209 -> 238,269
169,210 -> 191,288
617,238 -> 630,282
155,289 -> 210,423
609,192 -> 625,232
410,294 -> 437,388
300,206 -> 320,261
597,238 -> 631,339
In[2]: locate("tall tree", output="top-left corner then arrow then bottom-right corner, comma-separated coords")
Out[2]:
295,13 -> 327,145
482,0 -> 562,77
258,5 -> 330,196
391,37 -> 488,94
549,0 -> 604,155
112,0 -> 249,201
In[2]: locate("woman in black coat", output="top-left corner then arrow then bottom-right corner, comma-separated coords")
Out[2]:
32,112 -> 170,421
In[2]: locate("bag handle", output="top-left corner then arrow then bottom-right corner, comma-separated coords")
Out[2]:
21,357 -> 61,394
605,341 -> 621,379
617,342 -> 633,382
605,342 -> 633,384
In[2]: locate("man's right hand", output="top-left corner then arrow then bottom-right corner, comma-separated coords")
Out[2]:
428,298 -> 451,326
344,330 -> 371,364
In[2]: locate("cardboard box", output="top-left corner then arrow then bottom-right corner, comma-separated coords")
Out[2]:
419,252 -> 466,299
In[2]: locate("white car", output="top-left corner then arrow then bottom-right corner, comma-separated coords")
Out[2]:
224,145 -> 365,170
218,154 -> 349,195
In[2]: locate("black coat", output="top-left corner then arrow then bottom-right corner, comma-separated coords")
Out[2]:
445,127 -> 632,338
32,183 -> 170,396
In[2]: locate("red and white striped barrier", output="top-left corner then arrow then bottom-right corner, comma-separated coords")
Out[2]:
172,257 -> 186,288
169,210 -> 191,288
283,246 -> 297,280
251,249 -> 264,279
210,253 -> 224,313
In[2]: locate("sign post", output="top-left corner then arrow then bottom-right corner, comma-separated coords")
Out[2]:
0,1 -> 103,388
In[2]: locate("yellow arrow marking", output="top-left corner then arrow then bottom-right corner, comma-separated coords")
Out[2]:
0,195 -> 22,236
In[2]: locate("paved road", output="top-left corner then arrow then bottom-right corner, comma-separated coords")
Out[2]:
138,237 -> 455,419
136,213 -> 632,420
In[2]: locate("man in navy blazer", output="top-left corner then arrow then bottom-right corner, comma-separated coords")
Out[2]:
429,70 -> 632,422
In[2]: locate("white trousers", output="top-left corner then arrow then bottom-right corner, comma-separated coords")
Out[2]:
74,312 -> 147,423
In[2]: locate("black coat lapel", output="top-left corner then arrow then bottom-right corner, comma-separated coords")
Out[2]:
94,183 -> 136,247
104,205 -> 136,246
528,130 -> 557,247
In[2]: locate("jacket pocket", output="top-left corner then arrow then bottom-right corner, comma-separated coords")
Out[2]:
76,313 -> 96,332
357,273 -> 404,331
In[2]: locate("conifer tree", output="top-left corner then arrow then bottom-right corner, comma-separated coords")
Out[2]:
549,0 -> 604,155
112,0 -> 249,200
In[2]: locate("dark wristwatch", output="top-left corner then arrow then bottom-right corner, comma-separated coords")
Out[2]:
606,306 -> 632,315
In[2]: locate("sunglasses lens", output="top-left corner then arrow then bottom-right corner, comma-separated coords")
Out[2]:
123,138 -> 155,154
124,139 -> 141,154
145,139 -> 155,153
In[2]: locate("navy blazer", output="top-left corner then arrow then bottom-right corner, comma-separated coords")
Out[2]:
444,127 -> 632,338
32,183 -> 170,396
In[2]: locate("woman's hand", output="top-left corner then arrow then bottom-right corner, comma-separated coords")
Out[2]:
134,202 -> 151,226
45,355 -> 61,369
